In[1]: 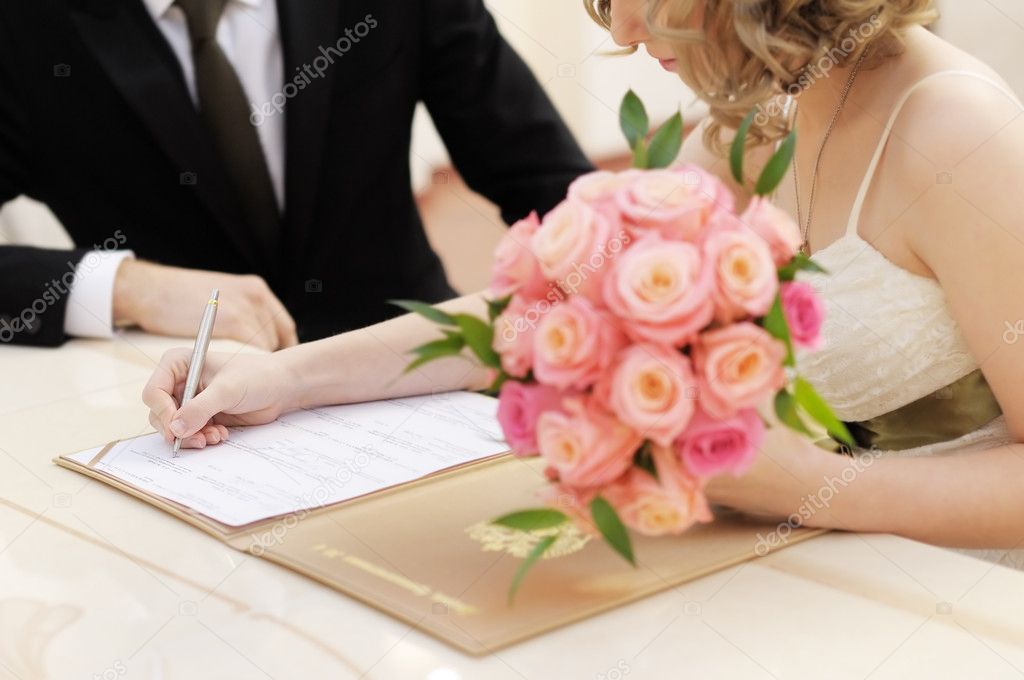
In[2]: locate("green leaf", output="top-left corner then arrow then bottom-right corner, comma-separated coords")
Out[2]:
794,377 -> 855,447
389,299 -> 457,327
403,334 -> 466,374
508,535 -> 557,605
487,295 -> 512,324
646,111 -> 684,169
755,129 -> 796,196
453,313 -> 500,369
493,508 -> 569,531
762,294 -> 796,367
620,89 -> 649,151
730,109 -> 757,185
778,253 -> 828,282
410,334 -> 464,357
774,389 -> 813,437
590,496 -> 635,566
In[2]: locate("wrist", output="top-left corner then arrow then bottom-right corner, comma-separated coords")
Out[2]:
111,258 -> 146,326
274,337 -> 346,411
805,448 -> 889,532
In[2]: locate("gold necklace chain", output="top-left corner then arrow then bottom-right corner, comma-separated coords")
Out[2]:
792,49 -> 869,256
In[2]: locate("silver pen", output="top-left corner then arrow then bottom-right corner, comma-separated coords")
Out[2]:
173,289 -> 220,456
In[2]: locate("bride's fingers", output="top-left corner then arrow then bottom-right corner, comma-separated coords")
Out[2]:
200,424 -> 222,445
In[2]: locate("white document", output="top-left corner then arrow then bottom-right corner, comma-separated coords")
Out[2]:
65,392 -> 508,526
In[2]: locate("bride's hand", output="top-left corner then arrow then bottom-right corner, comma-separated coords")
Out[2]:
141,348 -> 302,449
704,424 -> 854,529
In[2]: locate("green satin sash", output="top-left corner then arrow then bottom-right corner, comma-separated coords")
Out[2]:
818,369 -> 1003,454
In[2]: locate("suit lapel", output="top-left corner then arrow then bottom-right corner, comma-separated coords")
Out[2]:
276,0 -> 339,262
68,0 -> 268,271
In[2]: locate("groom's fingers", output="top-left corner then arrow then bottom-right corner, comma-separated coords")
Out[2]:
266,293 -> 299,348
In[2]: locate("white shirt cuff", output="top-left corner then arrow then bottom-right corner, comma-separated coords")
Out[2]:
63,250 -> 135,338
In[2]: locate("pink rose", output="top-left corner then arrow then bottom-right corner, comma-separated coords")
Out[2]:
705,227 -> 778,323
602,232 -> 715,347
490,212 -> 549,300
492,295 -> 539,379
693,322 -> 787,419
616,165 -> 733,242
533,296 -> 627,390
781,281 -> 825,351
739,197 -> 802,267
568,170 -> 641,210
598,343 -> 697,447
530,199 -> 621,302
536,397 -> 642,488
677,407 -> 764,478
496,381 -> 566,457
603,446 -> 712,536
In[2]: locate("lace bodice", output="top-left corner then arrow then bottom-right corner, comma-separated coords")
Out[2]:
796,233 -> 980,422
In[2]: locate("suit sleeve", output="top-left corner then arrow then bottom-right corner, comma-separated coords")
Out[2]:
419,0 -> 595,224
0,10 -> 88,347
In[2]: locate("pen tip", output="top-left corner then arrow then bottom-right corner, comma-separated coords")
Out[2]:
173,438 -> 181,456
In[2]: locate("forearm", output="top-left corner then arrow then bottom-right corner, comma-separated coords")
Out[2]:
823,445 -> 1024,549
278,292 -> 493,409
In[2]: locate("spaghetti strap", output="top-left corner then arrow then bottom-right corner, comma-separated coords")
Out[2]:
845,70 -> 1022,237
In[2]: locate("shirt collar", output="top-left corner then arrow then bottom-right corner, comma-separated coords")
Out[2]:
143,0 -> 262,21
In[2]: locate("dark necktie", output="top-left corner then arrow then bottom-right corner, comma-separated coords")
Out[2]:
176,0 -> 280,262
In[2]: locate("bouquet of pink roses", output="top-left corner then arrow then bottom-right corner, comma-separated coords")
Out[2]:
395,92 -> 851,600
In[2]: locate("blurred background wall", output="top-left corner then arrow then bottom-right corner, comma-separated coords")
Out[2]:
2,0 -> 1021,293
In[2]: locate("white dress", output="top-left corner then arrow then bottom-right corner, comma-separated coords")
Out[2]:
793,70 -> 1024,570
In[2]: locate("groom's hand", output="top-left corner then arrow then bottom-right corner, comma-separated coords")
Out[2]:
112,259 -> 299,350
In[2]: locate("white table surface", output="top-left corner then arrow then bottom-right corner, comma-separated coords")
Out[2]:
1,332 -> 1022,680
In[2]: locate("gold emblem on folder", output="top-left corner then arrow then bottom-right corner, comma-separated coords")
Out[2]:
465,521 -> 592,559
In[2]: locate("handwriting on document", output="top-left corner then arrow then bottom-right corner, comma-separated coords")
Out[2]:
68,392 -> 508,527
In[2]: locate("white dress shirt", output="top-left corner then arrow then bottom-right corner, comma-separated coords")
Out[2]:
64,0 -> 284,338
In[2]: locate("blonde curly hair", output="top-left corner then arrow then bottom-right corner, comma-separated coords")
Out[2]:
586,0 -> 938,153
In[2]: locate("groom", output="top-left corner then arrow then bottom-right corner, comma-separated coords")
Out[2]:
0,0 -> 591,347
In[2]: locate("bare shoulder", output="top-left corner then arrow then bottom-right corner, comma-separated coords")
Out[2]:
898,86 -> 1024,279
886,29 -> 1022,169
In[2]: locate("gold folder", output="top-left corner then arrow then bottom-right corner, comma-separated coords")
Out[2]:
56,440 -> 826,655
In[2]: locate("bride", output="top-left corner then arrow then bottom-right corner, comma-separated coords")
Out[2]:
142,0 -> 1024,566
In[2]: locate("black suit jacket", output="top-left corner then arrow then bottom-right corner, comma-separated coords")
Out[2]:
0,0 -> 592,346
